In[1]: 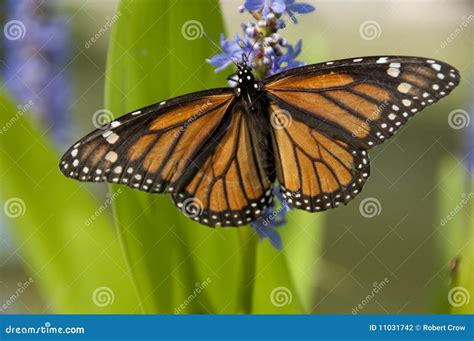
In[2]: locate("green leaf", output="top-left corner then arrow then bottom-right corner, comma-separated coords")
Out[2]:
251,211 -> 324,313
0,90 -> 137,313
105,0 -> 325,314
435,157 -> 473,314
105,0 -> 262,314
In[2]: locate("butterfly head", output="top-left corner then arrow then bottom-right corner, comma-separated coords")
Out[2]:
236,62 -> 253,75
235,62 -> 259,95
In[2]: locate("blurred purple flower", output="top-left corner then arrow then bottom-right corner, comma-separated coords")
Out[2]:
285,0 -> 315,23
3,0 -> 71,146
271,39 -> 304,74
244,0 -> 315,22
207,34 -> 250,72
244,0 -> 286,17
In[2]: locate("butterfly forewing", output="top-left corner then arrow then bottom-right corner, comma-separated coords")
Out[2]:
265,56 -> 460,149
59,89 -> 235,193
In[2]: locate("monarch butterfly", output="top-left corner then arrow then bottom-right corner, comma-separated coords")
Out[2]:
59,56 -> 460,227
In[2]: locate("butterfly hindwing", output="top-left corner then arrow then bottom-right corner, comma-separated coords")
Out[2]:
270,102 -> 370,211
172,103 -> 273,227
265,56 -> 460,149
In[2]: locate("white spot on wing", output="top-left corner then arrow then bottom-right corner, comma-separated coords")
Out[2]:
387,67 -> 400,78
105,151 -> 118,163
106,132 -> 119,144
397,82 -> 412,94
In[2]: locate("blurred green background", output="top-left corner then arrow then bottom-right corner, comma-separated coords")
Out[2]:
0,0 -> 472,314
